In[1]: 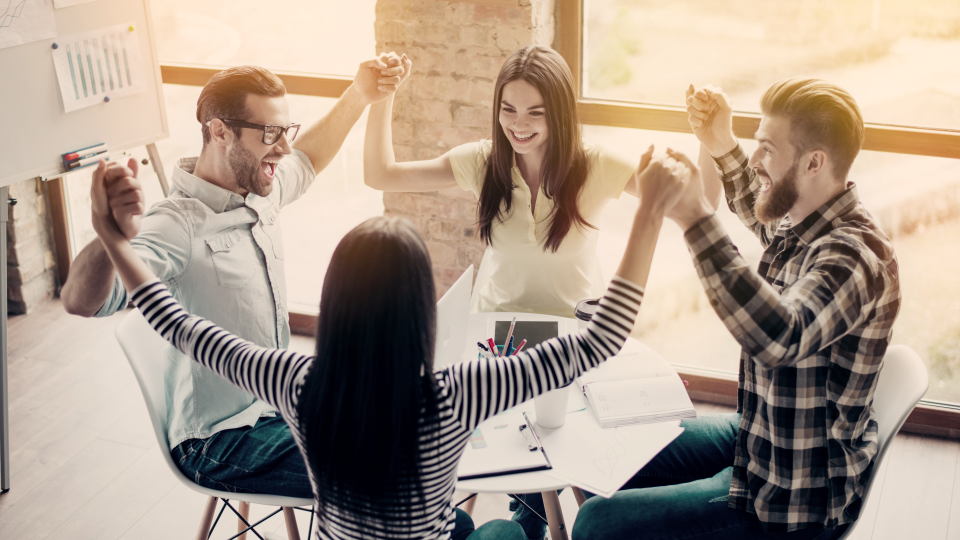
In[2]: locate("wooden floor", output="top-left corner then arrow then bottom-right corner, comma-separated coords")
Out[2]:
1,299 -> 958,539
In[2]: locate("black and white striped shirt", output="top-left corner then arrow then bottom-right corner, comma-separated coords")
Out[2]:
131,276 -> 644,539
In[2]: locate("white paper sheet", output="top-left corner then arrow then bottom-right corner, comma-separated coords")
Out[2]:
53,0 -> 99,7
536,411 -> 684,498
50,21 -> 145,112
0,0 -> 56,50
458,412 -> 550,479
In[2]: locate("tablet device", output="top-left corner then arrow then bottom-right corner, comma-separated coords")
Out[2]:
494,321 -> 559,350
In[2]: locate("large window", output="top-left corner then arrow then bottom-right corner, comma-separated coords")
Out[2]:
571,0 -> 960,409
148,0 -> 382,310
583,0 -> 960,131
151,0 -> 375,76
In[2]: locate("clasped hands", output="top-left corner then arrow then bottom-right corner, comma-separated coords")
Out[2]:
633,145 -> 714,231
90,158 -> 144,248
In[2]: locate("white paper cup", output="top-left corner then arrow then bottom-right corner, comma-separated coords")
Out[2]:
575,299 -> 600,331
534,385 -> 571,428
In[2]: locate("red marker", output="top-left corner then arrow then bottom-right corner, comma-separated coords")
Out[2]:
514,339 -> 527,354
63,143 -> 107,162
486,338 -> 500,357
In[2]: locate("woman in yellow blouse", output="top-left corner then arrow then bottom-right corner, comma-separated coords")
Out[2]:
365,45 -> 717,317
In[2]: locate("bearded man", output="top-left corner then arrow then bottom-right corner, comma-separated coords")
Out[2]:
572,78 -> 901,540
62,60 -> 404,498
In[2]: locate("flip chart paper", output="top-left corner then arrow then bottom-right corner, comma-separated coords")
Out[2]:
0,0 -> 56,50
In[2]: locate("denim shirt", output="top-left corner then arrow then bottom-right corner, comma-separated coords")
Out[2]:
97,150 -> 316,448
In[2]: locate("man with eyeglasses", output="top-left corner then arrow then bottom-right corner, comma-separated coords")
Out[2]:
62,58 -> 405,499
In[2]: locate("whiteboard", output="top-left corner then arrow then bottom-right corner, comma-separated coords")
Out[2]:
0,0 -> 168,188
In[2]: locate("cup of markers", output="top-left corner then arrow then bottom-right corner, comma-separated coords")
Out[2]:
476,336 -> 527,359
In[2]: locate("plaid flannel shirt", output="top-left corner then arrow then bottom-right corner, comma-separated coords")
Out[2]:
684,145 -> 901,532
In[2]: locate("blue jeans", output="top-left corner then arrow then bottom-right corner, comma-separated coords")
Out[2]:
516,414 -> 848,540
452,508 -> 526,540
171,415 -> 312,498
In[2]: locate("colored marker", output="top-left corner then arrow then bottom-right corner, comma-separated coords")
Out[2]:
477,341 -> 488,351
67,152 -> 118,170
486,338 -> 500,357
503,317 -> 517,351
507,336 -> 515,355
514,339 -> 527,354
63,143 -> 107,162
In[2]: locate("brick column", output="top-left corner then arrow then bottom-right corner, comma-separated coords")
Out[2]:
375,0 -> 556,295
7,178 -> 59,314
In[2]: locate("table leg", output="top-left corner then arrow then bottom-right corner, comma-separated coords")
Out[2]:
461,493 -> 477,516
572,487 -> 587,507
541,490 -> 568,540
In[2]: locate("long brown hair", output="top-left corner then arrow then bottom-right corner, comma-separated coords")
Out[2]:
477,46 -> 592,252
298,216 -> 440,534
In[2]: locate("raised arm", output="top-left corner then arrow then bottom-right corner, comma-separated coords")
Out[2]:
686,84 -> 772,241
445,148 -> 693,430
363,55 -> 460,192
62,159 -> 143,316
88,160 -> 308,416
292,55 -> 407,173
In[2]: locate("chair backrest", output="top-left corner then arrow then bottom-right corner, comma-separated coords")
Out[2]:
115,309 -> 314,507
115,308 -> 177,465
838,344 -> 928,539
869,344 -> 928,466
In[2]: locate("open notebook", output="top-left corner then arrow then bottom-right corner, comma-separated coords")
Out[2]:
577,353 -> 698,428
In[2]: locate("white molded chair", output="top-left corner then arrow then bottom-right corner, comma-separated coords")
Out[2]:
116,309 -> 314,540
837,344 -> 929,540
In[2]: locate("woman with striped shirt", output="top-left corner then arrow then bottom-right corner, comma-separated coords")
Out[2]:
87,147 -> 696,539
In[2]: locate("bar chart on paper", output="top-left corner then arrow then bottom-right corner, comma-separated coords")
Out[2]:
51,21 -> 145,113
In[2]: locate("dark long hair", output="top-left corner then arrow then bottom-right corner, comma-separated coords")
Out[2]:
297,216 -> 439,534
478,45 -> 593,252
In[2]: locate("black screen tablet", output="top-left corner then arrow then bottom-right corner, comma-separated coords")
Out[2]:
494,321 -> 559,350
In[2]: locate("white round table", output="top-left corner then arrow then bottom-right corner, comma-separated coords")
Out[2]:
454,312 -> 671,540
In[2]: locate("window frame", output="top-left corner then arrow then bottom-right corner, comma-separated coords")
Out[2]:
157,0 -> 960,437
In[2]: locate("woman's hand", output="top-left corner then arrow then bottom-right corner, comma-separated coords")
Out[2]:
352,52 -> 411,105
634,147 -> 692,217
91,158 -> 143,246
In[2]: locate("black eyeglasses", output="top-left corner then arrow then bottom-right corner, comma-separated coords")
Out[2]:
218,119 -> 301,145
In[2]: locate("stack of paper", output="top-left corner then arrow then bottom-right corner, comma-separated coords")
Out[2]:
578,353 -> 697,428
583,377 -> 698,428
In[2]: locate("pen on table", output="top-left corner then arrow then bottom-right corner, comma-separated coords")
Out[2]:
486,338 -> 500,357
506,335 -> 515,355
514,339 -> 527,354
503,316 -> 517,351
519,424 -> 538,451
477,341 -> 488,352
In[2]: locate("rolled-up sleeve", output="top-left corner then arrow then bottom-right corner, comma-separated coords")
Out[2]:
94,202 -> 193,317
684,214 -> 881,369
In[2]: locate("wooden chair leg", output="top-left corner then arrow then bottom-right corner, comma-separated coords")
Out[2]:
542,490 -> 569,540
237,501 -> 250,540
462,493 -> 478,516
283,507 -> 302,540
572,487 -> 587,507
195,496 -> 218,540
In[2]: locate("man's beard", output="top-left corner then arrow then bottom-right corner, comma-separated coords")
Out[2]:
228,143 -> 272,197
755,160 -> 799,225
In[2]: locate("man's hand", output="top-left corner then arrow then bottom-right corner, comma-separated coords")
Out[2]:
633,145 -> 690,217
350,52 -> 411,106
91,158 -> 143,245
686,84 -> 738,158
664,148 -> 714,231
